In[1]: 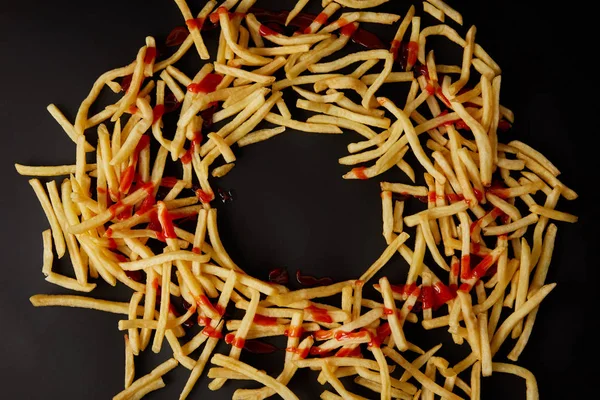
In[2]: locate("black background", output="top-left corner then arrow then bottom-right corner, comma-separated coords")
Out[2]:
0,0 -> 594,399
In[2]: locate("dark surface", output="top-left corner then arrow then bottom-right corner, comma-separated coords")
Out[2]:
0,0 -> 593,399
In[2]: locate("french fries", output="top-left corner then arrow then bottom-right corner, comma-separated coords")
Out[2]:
20,1 -> 579,399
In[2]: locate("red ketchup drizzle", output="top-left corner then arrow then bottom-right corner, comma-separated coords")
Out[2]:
304,305 -> 333,324
166,27 -> 189,47
340,23 -> 357,37
428,191 -> 437,203
160,177 -> 179,188
225,334 -> 246,349
286,346 -> 310,359
202,325 -> 223,339
367,323 -> 391,348
152,104 -> 165,124
461,254 -> 471,280
185,17 -> 205,31
383,307 -> 394,315
498,119 -> 512,132
352,166 -> 368,180
196,294 -> 221,316
425,83 -> 436,95
258,24 -> 278,36
107,238 -> 118,250
157,206 -> 177,239
336,346 -> 363,358
164,92 -> 181,113
473,188 -> 485,202
314,12 -> 329,25
455,119 -> 471,131
121,74 -> 133,92
420,285 -> 435,310
309,347 -> 333,357
144,47 -> 156,64
188,73 -> 223,94
197,316 -> 211,326
469,254 -> 496,280
390,40 -> 401,60
195,189 -> 214,204
296,270 -> 333,287
432,282 -> 456,309
314,330 -> 332,340
407,41 -> 419,66
125,270 -> 144,283
243,340 -> 278,354
334,330 -> 367,341
389,282 -> 417,297
268,267 -> 289,285
284,326 -> 304,338
253,315 -> 278,326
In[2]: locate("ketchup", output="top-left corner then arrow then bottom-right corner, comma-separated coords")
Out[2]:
304,304 -> 333,324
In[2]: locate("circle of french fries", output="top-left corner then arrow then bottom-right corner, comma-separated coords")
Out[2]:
17,0 -> 579,399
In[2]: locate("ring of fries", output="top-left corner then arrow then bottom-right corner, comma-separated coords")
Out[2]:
17,0 -> 579,399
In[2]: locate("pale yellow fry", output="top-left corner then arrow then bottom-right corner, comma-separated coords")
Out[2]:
207,132 -> 237,163
266,280 -> 355,306
211,163 -> 235,178
490,283 -> 557,356
298,99 -> 390,129
360,232 -> 409,283
29,179 -> 66,258
264,112 -> 342,134
45,273 -> 96,292
214,62 -> 275,84
492,363 -> 539,400
237,127 -> 286,147
509,140 -> 560,176
483,213 -> 539,236
113,358 -> 178,400
15,163 -> 97,177
383,347 -> 461,400
211,354 -> 299,400
119,251 -> 210,271
308,114 -> 377,139
286,0 -> 310,25
46,104 -> 94,150
378,97 -> 446,183
41,229 -> 53,276
529,205 -> 578,223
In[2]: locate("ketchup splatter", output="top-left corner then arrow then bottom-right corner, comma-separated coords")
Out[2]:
144,47 -> 156,64
242,340 -> 278,354
121,74 -> 133,92
185,17 -> 205,31
340,23 -> 357,37
295,270 -> 333,287
125,270 -> 144,283
202,325 -> 223,339
407,41 -> 419,66
335,346 -> 363,358
258,24 -> 278,37
352,166 -> 368,180
166,26 -> 189,47
284,326 -> 304,338
217,188 -> 235,203
268,268 -> 289,285
286,346 -> 310,359
304,304 -> 332,324
253,315 -> 278,326
152,104 -> 165,124
164,92 -> 181,113
188,73 -> 223,94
